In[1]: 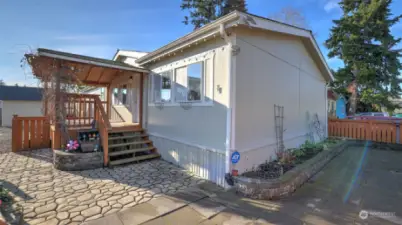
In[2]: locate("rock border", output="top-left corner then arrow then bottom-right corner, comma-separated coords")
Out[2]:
233,141 -> 348,200
53,149 -> 103,171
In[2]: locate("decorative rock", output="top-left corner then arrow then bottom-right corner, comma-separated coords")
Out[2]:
36,211 -> 56,218
24,212 -> 36,218
43,218 -> 59,225
85,214 -> 103,221
106,195 -> 121,201
69,205 -> 88,213
27,217 -> 46,225
97,200 -> 108,207
36,191 -> 55,199
35,203 -> 57,214
72,184 -> 88,191
128,191 -> 139,197
59,219 -> 71,225
101,206 -> 111,214
77,193 -> 94,202
70,212 -> 80,218
72,215 -> 85,222
109,186 -> 124,193
118,196 -> 134,205
112,203 -> 122,208
81,206 -> 101,218
56,212 -> 69,220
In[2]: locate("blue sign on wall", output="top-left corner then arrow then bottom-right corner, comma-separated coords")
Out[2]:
231,151 -> 241,164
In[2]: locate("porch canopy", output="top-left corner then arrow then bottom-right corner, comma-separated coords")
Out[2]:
26,48 -> 149,87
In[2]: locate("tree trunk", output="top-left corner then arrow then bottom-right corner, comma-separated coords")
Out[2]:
348,80 -> 357,115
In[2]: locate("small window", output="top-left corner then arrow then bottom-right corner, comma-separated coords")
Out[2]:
153,70 -> 172,102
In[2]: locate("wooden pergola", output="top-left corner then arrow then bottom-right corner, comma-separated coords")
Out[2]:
25,48 -> 149,165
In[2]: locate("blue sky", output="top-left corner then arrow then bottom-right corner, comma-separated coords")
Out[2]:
0,0 -> 401,86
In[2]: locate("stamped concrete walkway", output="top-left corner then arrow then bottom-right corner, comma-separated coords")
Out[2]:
86,142 -> 402,225
0,149 -> 204,225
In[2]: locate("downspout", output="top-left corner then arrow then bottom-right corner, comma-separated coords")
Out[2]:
220,23 -> 234,186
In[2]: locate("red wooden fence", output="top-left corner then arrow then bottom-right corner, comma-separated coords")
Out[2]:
12,115 -> 51,152
328,119 -> 398,144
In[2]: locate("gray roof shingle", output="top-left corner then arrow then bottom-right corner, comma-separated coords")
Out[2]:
0,86 -> 42,101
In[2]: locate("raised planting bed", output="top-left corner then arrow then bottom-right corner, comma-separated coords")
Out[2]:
53,149 -> 103,171
234,139 -> 348,199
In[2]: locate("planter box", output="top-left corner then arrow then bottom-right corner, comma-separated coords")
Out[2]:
233,141 -> 348,200
53,149 -> 103,171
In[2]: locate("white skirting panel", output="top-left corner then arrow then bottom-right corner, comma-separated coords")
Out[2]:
149,135 -> 227,187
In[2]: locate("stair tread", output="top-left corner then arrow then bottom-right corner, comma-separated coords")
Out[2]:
108,134 -> 148,141
109,147 -> 155,156
109,140 -> 152,148
109,128 -> 144,134
109,154 -> 160,166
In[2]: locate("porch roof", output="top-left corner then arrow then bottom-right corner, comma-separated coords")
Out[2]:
26,48 -> 149,87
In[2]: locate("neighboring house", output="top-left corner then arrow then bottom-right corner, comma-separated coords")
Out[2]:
336,96 -> 347,119
0,86 -> 43,127
130,11 -> 332,186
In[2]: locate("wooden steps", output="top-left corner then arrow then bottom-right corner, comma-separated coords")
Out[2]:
109,140 -> 152,148
108,134 -> 148,141
107,129 -> 159,166
109,153 -> 160,166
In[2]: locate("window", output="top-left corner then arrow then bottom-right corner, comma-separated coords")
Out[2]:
150,57 -> 213,105
152,70 -> 172,102
174,62 -> 203,102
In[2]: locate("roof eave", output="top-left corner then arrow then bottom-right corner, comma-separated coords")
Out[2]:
37,50 -> 149,73
136,11 -> 241,65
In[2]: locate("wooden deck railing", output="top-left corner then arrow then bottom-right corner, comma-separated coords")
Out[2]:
12,115 -> 50,152
94,96 -> 112,166
328,119 -> 398,144
64,93 -> 107,127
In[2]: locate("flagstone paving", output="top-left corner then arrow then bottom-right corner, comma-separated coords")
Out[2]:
0,149 -> 204,225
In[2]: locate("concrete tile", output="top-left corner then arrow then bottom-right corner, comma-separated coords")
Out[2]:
165,187 -> 207,204
147,196 -> 186,215
118,203 -> 159,225
188,198 -> 226,219
142,206 -> 205,225
82,214 -> 123,225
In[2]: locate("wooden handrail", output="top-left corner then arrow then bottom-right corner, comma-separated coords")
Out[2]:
94,97 -> 111,130
94,95 -> 111,166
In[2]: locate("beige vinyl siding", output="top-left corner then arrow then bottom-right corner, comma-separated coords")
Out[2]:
233,28 -> 327,173
2,101 -> 43,127
145,38 -> 229,151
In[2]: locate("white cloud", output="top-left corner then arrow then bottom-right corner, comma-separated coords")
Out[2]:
324,0 -> 341,13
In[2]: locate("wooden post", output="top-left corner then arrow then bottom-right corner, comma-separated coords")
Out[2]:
12,115 -> 19,152
139,73 -> 144,128
53,67 -> 62,149
106,85 -> 111,119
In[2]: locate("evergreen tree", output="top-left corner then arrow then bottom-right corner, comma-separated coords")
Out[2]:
326,0 -> 402,114
181,0 -> 247,29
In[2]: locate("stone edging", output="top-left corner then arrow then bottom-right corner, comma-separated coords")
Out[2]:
53,149 -> 104,171
233,141 -> 349,199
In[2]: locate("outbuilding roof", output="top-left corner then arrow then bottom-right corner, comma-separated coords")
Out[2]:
0,86 -> 42,101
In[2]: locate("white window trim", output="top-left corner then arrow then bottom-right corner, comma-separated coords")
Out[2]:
149,52 -> 214,107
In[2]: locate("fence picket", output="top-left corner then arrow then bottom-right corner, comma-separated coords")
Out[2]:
12,116 -> 51,151
328,119 -> 399,144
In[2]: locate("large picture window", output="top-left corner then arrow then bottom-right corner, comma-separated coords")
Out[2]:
150,58 -> 212,105
175,62 -> 203,102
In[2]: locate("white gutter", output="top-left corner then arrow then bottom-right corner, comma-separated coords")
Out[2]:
220,24 -> 234,179
39,52 -> 149,73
